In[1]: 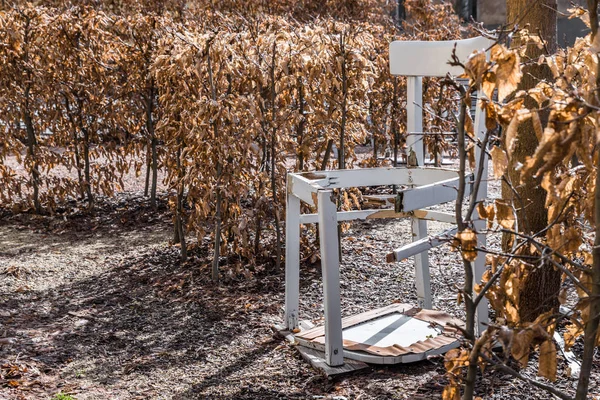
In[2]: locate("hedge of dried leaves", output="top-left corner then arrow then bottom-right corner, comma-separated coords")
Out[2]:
443,8 -> 600,397
0,0 -> 464,264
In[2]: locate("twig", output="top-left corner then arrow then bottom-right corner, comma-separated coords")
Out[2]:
481,353 -> 574,400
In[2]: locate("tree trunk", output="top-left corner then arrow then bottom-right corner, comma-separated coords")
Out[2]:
576,145 -> 600,399
504,0 -> 561,323
144,144 -> 151,197
297,79 -> 306,171
175,142 -> 187,262
392,77 -> 399,194
81,125 -> 93,210
207,46 -> 221,280
23,108 -> 40,214
63,94 -> 84,199
339,32 -> 347,170
454,0 -> 474,21
145,83 -> 158,209
270,41 -> 282,271
576,2 -> 600,398
22,20 -> 40,214
397,0 -> 406,23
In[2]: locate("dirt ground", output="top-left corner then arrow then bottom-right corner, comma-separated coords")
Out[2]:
0,166 -> 599,399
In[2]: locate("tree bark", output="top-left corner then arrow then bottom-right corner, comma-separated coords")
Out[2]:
454,0 -> 474,21
145,82 -> 158,209
207,45 -> 221,280
576,2 -> 600,398
175,142 -> 187,262
504,0 -> 561,323
81,124 -> 93,210
297,79 -> 306,171
339,31 -> 347,170
270,41 -> 282,271
23,108 -> 40,214
22,18 -> 40,214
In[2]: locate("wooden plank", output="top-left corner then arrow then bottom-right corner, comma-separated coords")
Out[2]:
298,208 -> 456,225
294,167 -> 459,189
390,36 -> 493,77
296,346 -> 369,377
288,174 -> 318,206
473,96 -> 488,200
284,193 -> 301,331
273,324 -> 297,344
412,217 -> 432,309
296,307 -> 463,363
299,320 -> 315,331
407,76 -> 424,166
397,175 -> 472,213
297,303 -> 414,340
473,219 -> 489,334
317,190 -> 344,366
554,331 -> 581,379
296,330 -> 460,365
387,228 -> 458,263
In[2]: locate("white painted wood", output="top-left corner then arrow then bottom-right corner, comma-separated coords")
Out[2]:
294,167 -> 459,190
473,96 -> 488,200
284,190 -> 301,331
298,208 -> 457,225
284,38 -> 494,370
390,36 -> 494,77
299,320 -> 315,331
398,175 -> 473,213
554,331 -> 581,379
273,324 -> 297,344
296,346 -> 369,377
474,219 -> 489,334
317,190 -> 344,367
288,174 -> 318,206
343,312 -> 441,347
413,218 -> 432,309
472,94 -> 489,333
389,227 -> 458,262
406,76 -> 424,166
420,210 -> 456,224
295,332 -> 460,365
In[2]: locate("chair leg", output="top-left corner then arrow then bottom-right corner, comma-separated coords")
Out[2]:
284,193 -> 301,331
474,227 -> 489,335
412,218 -> 432,309
318,190 -> 344,367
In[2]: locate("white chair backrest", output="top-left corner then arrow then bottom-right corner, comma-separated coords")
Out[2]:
389,36 -> 494,77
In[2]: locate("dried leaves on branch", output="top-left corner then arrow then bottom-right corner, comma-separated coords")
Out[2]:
0,0 -> 466,273
443,7 -> 600,399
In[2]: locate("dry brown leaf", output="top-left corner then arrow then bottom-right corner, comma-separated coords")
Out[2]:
464,50 -> 488,85
484,101 -> 498,131
512,328 -> 534,367
456,228 -> 477,261
476,202 -> 496,229
490,146 -> 508,179
442,385 -> 461,400
564,323 -> 583,351
495,200 -> 515,230
482,70 -> 496,99
505,114 -> 519,157
568,6 -> 590,28
492,45 -> 522,102
538,340 -> 557,381
531,111 -> 543,142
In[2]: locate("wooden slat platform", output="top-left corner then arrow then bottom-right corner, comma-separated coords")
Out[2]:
296,346 -> 369,377
294,304 -> 463,365
276,304 -> 462,369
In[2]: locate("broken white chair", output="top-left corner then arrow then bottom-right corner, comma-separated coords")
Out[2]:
282,36 -> 494,368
